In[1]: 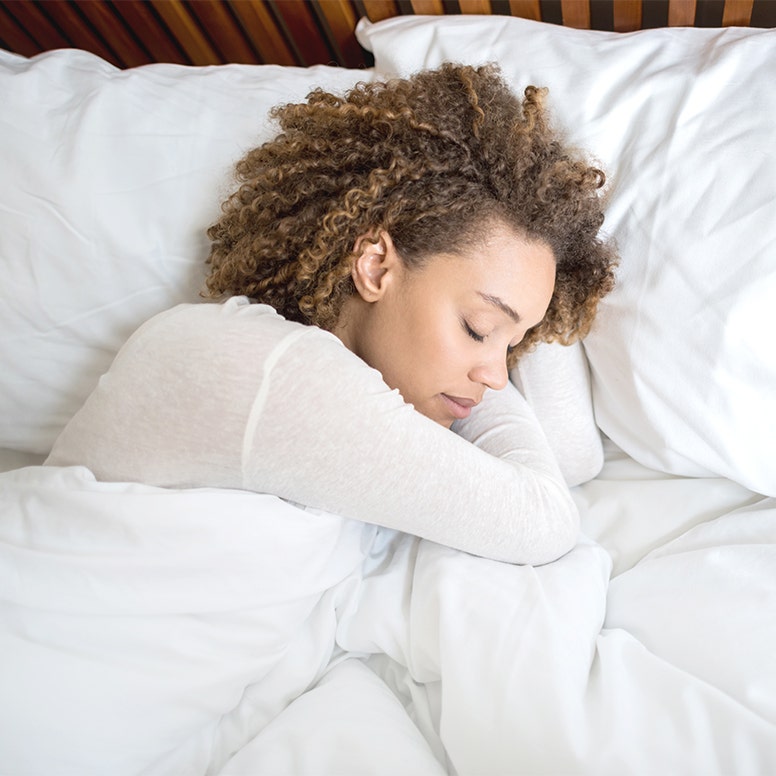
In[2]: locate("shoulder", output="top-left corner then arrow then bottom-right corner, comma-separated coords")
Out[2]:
136,296 -> 300,342
129,296 -> 383,386
122,296 -> 320,363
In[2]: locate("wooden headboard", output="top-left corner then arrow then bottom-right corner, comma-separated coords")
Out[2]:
1,0 -> 773,70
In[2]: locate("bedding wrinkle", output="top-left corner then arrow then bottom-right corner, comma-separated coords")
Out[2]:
588,628 -> 776,773
26,193 -> 93,244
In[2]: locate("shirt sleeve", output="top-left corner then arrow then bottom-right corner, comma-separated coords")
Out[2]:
46,300 -> 580,566
245,328 -> 579,565
509,341 -> 604,487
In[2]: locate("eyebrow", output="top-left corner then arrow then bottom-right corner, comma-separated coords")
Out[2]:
477,292 -> 521,323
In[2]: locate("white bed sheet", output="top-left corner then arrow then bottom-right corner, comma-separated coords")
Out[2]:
1,441 -> 774,775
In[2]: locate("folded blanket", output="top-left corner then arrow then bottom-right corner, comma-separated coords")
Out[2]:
0,465 -> 367,774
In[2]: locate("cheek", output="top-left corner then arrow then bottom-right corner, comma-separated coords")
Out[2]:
374,283 -> 465,399
368,304 -> 430,395
380,315 -> 447,400
412,317 -> 467,386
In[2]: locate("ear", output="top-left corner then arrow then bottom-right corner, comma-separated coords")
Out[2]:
351,231 -> 402,303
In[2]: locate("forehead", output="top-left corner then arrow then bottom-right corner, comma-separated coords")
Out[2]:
416,226 -> 556,319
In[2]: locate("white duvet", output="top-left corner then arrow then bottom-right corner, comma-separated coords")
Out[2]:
2,445 -> 775,775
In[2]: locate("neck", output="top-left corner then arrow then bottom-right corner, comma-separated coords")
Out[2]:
331,295 -> 362,355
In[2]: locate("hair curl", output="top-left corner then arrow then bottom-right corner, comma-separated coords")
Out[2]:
205,63 -> 616,366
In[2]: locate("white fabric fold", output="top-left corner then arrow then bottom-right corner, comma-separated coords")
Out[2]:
2,462 -> 774,775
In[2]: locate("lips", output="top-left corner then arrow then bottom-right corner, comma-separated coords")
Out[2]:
441,393 -> 478,420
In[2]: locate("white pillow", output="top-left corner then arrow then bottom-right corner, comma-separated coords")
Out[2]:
357,15 -> 776,497
0,49 -> 373,454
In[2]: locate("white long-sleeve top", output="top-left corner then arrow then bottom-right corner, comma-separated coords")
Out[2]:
46,296 -> 600,565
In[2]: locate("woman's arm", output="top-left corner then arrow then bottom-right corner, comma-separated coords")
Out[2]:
47,301 -> 579,565
509,341 -> 604,487
249,328 -> 579,565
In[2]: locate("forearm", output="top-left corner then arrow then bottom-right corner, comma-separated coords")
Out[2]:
248,339 -> 579,565
509,341 -> 603,487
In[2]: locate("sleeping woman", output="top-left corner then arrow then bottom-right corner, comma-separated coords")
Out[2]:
45,63 -> 616,565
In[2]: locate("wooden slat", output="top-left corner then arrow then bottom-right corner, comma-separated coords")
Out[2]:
508,0 -> 541,21
74,0 -> 153,67
459,0 -> 493,12
589,0 -> 614,29
2,0 -> 76,52
751,0 -> 776,25
110,0 -> 189,64
228,0 -> 297,65
361,0 -> 400,22
695,0 -> 724,26
272,0 -> 333,66
314,0 -> 364,68
185,0 -> 257,64
613,0 -> 642,30
0,2 -> 41,56
722,0 -> 754,25
668,0 -> 697,24
562,0 -> 591,28
150,0 -> 222,64
641,0 -> 670,28
30,0 -> 121,63
411,0 -> 445,12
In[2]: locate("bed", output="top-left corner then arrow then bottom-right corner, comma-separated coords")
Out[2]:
1,3 -> 775,774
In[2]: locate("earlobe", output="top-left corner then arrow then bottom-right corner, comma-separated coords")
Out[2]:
351,231 -> 399,303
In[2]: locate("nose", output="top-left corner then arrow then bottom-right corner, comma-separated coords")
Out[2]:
469,353 -> 509,392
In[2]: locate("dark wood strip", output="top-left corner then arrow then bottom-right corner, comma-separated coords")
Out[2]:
538,0 -> 562,25
642,0 -> 670,28
110,1 -> 189,64
186,0 -> 257,64
228,0 -> 297,66
149,0 -> 222,64
272,0 -> 333,66
490,0 -> 513,13
74,0 -> 154,67
589,0 -> 615,28
751,0 -> 776,25
3,0 -> 73,51
695,0 -> 725,26
33,0 -> 120,63
0,1 -> 42,55
313,0 -> 365,68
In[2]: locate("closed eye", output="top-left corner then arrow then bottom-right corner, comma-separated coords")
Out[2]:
463,319 -> 485,343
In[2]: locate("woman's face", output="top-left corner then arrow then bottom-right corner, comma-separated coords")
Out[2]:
335,221 -> 556,428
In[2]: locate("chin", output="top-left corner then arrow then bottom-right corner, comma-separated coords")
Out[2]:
429,412 -> 454,430
414,399 -> 454,429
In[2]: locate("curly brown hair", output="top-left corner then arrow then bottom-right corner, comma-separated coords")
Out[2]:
205,63 -> 616,366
